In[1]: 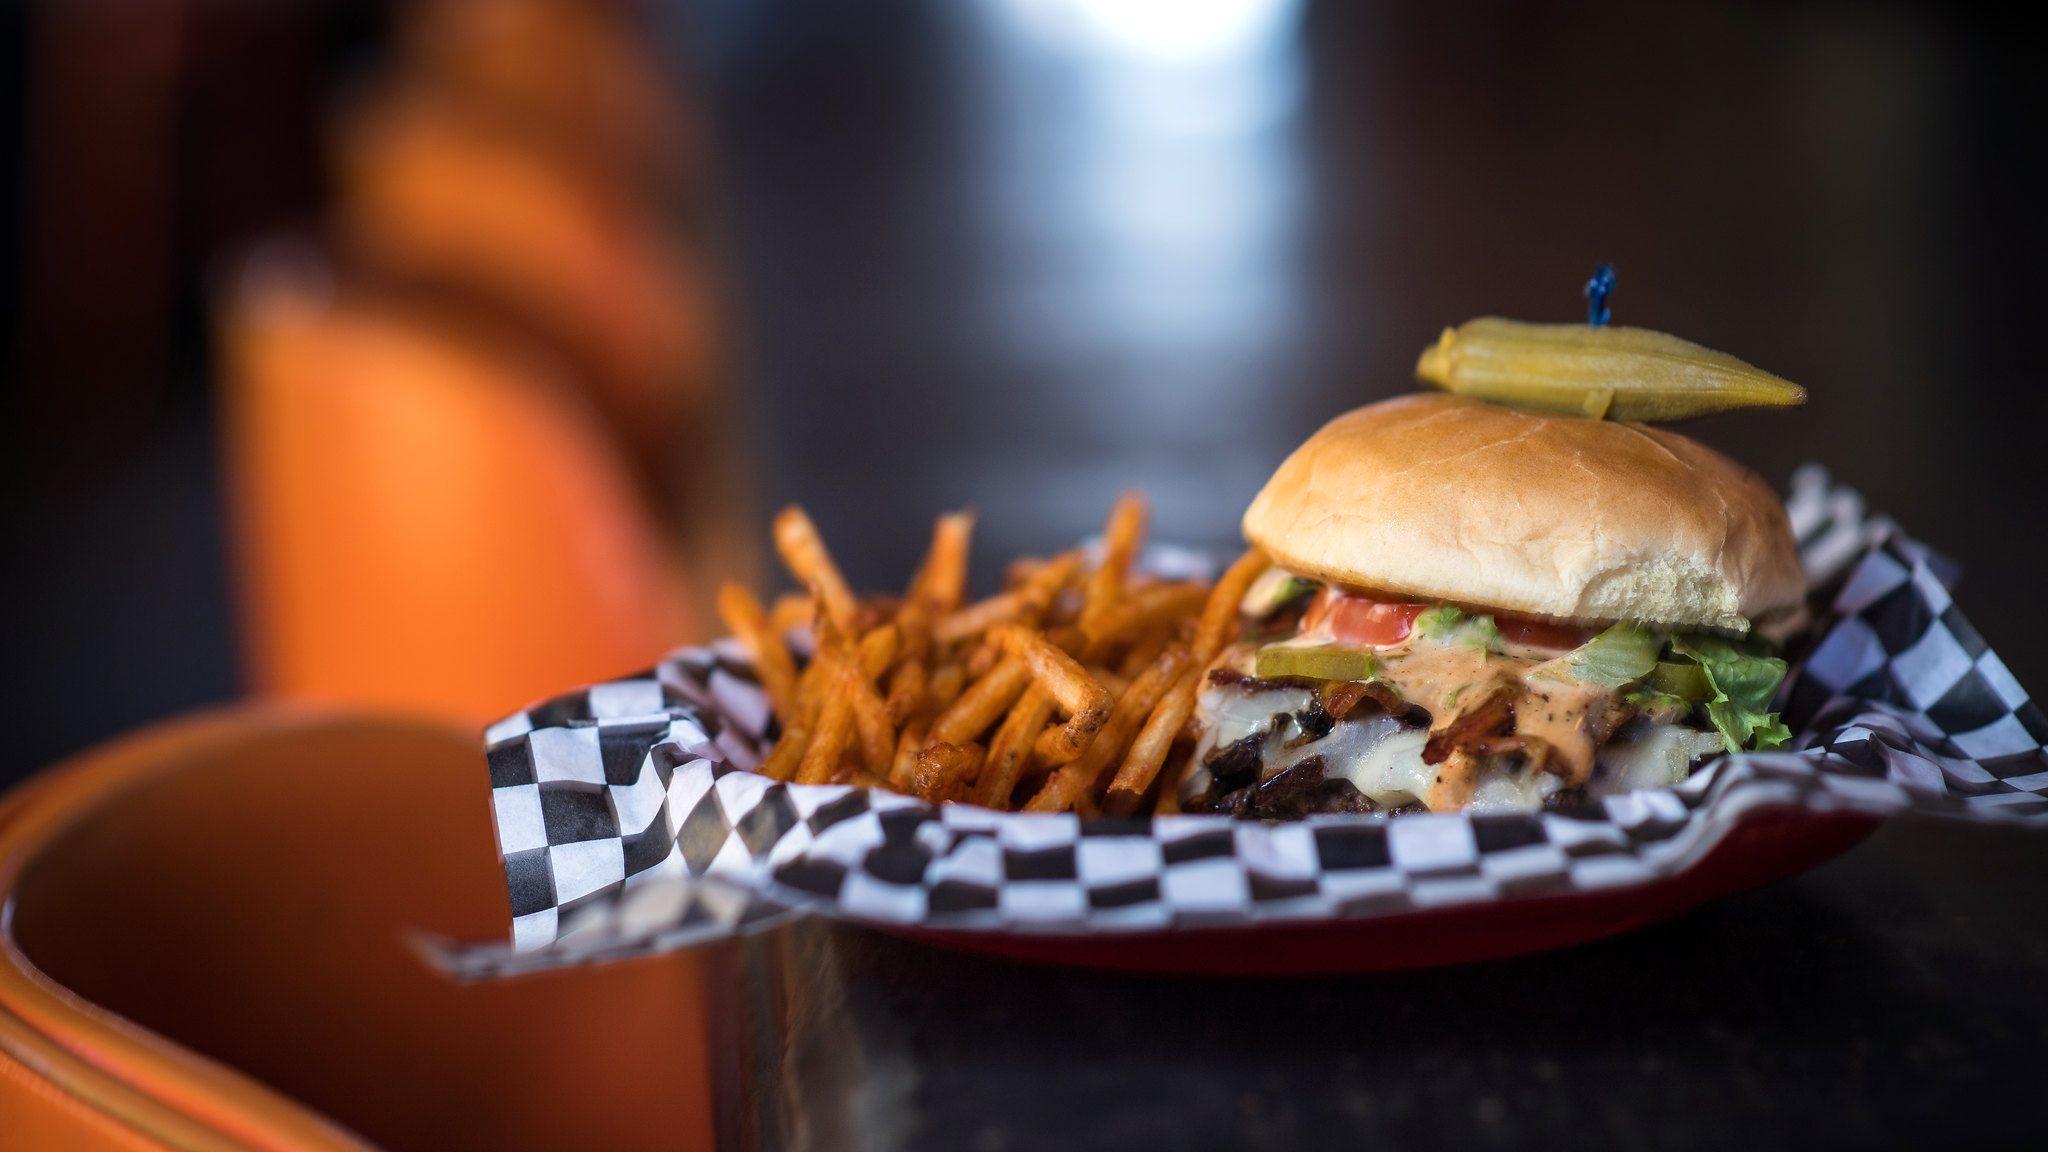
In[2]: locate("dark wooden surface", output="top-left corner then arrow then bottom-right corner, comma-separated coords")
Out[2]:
713,815 -> 2047,1151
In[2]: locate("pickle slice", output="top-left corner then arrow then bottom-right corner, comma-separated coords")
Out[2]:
1255,645 -> 1380,683
1415,317 -> 1806,422
1648,660 -> 1713,701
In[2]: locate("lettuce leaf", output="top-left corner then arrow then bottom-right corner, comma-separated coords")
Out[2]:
1669,634 -> 1792,753
1564,623 -> 1661,688
1621,688 -> 1696,726
1240,568 -> 1318,619
1415,605 -> 1501,651
1413,604 -> 1465,638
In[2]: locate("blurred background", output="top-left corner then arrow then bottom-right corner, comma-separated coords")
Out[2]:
2,0 -> 2042,787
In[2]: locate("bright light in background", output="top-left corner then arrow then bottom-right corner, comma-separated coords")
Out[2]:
979,0 -> 1307,333
970,0 -> 1312,547
994,0 -> 1302,140
1000,0 -> 1300,64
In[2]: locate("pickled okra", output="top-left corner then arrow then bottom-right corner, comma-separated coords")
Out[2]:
1415,317 -> 1806,421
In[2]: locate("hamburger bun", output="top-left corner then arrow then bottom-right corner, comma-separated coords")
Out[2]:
1240,393 -> 1804,632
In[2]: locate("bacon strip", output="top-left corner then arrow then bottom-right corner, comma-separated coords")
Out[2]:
1422,684 -> 1515,765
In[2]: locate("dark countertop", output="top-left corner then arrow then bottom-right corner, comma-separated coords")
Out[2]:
713,815 -> 2046,1151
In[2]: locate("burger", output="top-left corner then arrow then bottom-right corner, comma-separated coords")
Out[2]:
1180,392 -> 1804,818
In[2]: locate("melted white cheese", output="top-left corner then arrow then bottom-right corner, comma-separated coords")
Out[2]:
1306,722 -> 1561,812
1198,684 -> 1315,751
1329,723 -> 1433,808
1187,669 -> 1730,813
1587,725 -> 1728,798
1181,682 -> 1316,804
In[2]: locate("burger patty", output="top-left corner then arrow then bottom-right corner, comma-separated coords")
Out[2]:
1180,662 -> 1726,819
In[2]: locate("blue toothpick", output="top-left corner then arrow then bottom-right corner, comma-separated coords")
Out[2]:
1584,264 -> 1616,327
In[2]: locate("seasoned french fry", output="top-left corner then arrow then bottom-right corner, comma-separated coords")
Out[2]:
855,598 -> 899,634
769,592 -> 815,638
800,614 -> 893,777
1043,712 -> 1109,764
1025,645 -> 1189,812
890,723 -> 928,790
1017,552 -> 1083,623
936,559 -> 1074,645
886,601 -> 931,724
1117,631 -> 1171,680
886,675 -> 929,737
934,592 -> 1023,646
915,510 -> 976,613
773,506 -> 860,639
991,625 -> 1111,721
1194,548 -> 1267,662
886,661 -> 928,726
758,722 -> 810,782
965,641 -> 1000,680
1093,582 -> 1209,649
1030,724 -> 1081,767
927,662 -> 967,714
929,656 -> 1033,745
857,624 -> 900,681
1043,625 -> 1086,655
847,665 -> 895,776
717,581 -> 802,721
739,491 -> 1237,813
791,644 -> 835,726
1079,492 -> 1148,641
795,680 -> 856,786
1100,663 -> 1206,808
894,591 -> 932,647
912,741 -> 985,803
1004,556 -> 1046,591
976,686 -> 1057,809
991,624 -> 1115,759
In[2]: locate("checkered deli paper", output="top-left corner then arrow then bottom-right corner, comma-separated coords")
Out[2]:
440,467 -> 2048,978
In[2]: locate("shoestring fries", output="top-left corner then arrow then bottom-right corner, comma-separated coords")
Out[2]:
773,506 -> 860,639
749,495 -> 1259,811
715,582 -> 799,721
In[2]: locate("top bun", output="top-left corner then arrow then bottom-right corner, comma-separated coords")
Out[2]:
1240,393 -> 1804,632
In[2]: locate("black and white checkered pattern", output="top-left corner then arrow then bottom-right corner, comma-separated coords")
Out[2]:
447,468 -> 2047,977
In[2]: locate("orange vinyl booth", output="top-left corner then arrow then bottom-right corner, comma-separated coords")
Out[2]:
217,261 -> 696,727
333,86 -> 711,470
0,265 -> 718,1147
0,709 -> 717,1150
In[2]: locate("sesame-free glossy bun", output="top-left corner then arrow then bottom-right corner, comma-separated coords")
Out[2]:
1240,393 -> 1804,632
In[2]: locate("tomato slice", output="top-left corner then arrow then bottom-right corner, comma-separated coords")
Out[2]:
1302,591 -> 1426,648
1301,590 -> 1595,653
1495,615 -> 1595,652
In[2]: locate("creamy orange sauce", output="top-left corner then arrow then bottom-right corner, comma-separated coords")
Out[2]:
1374,644 -> 1508,719
1369,642 -> 1614,802
1425,749 -> 1481,810
1513,672 -> 1611,784
1214,623 -> 1641,811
